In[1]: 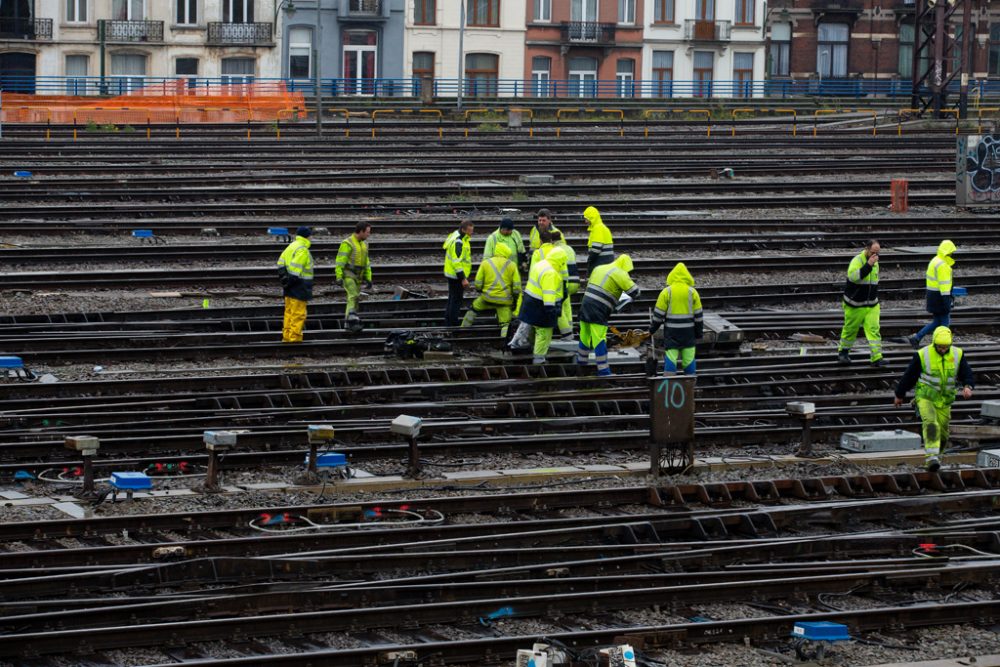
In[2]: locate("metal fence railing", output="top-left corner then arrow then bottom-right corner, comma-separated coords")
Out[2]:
1,75 -> 997,100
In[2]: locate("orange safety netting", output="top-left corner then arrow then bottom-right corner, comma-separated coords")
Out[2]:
0,81 -> 307,124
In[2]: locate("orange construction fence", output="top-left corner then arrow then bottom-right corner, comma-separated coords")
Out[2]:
0,82 -> 306,124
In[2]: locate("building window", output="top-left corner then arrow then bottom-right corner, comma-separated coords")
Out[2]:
343,30 -> 377,95
533,0 -> 550,22
568,55 -> 597,97
616,58 -> 634,96
618,0 -> 634,25
467,0 -> 499,27
817,22 -> 848,77
465,52 -> 498,96
65,54 -> 89,94
221,56 -> 255,84
289,27 -> 312,79
652,50 -> 673,96
899,22 -> 914,78
531,55 -> 550,96
653,0 -> 673,24
176,57 -> 198,75
693,50 -> 713,97
990,24 -> 1000,76
176,0 -> 196,24
733,51 -> 753,97
66,0 -> 88,23
695,0 -> 713,21
414,0 -> 435,25
413,51 -> 434,79
770,21 -> 790,76
112,0 -> 144,21
223,0 -> 253,23
110,52 -> 146,92
735,0 -> 753,26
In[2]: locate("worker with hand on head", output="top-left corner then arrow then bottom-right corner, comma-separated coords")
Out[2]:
577,254 -> 640,377
335,221 -> 373,319
529,208 -> 560,254
837,239 -> 883,367
461,242 -> 521,337
276,226 -> 314,343
650,262 -> 703,376
893,326 -> 974,472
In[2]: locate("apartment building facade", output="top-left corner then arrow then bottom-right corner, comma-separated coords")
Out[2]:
404,0 -> 525,97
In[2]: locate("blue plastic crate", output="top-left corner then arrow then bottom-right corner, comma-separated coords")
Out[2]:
268,227 -> 290,236
110,471 -> 153,490
791,621 -> 850,642
952,287 -> 967,297
0,356 -> 23,369
13,170 -> 32,179
305,452 -> 348,469
131,229 -> 155,239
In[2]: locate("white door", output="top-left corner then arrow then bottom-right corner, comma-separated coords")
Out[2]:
343,31 -> 377,95
570,0 -> 598,40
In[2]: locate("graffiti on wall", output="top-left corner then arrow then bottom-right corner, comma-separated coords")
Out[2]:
957,134 -> 1000,205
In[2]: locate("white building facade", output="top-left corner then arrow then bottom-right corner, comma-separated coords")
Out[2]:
404,0 -> 525,97
641,0 -> 767,97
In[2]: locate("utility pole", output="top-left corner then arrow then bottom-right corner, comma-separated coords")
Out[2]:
910,0 -> 974,118
315,0 -> 324,136
456,0 -> 465,110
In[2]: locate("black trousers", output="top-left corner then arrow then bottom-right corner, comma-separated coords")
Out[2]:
445,278 -> 464,326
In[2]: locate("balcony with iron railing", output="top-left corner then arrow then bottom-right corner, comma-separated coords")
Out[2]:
341,0 -> 386,19
102,19 -> 164,42
683,19 -> 731,42
0,17 -> 52,40
560,22 -> 615,45
207,22 -> 274,45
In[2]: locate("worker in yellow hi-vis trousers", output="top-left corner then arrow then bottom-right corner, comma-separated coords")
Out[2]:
276,226 -> 314,343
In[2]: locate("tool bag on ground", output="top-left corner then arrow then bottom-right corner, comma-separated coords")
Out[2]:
384,330 -> 452,359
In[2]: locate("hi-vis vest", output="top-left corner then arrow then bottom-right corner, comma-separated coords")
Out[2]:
926,255 -> 953,296
277,237 -> 313,280
443,230 -> 472,279
525,261 -> 562,307
476,257 -> 518,305
916,344 -> 963,403
336,234 -> 370,280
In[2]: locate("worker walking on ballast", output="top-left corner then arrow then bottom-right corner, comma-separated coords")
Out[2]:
893,326 -> 974,472
276,226 -> 314,343
649,262 -> 703,376
838,239 -> 883,366
577,254 -> 640,376
909,240 -> 957,348
335,222 -> 373,321
461,243 -> 521,337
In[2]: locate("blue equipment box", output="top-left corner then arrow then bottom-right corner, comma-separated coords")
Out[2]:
952,286 -> 967,297
791,621 -> 850,642
131,229 -> 155,238
111,471 -> 153,490
305,452 -> 347,468
268,227 -> 289,236
0,356 -> 24,369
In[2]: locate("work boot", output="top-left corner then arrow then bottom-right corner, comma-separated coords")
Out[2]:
907,335 -> 921,349
871,358 -> 886,367
836,350 -> 851,365
925,456 -> 941,473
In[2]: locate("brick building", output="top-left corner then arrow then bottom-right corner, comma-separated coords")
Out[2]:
524,0 -> 644,97
766,0 -> 999,88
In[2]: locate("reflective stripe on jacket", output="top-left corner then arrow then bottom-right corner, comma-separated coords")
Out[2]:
651,265 -> 703,349
474,257 -> 520,305
843,251 -> 879,307
519,259 -> 565,328
580,263 -> 639,325
277,236 -> 314,301
925,254 -> 954,314
335,234 -> 371,281
916,345 -> 963,403
443,230 -> 472,280
484,229 -> 525,261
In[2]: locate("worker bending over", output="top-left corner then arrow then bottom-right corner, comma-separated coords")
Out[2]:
276,226 -> 314,343
516,246 -> 567,364
577,254 -> 640,376
894,326 -> 974,472
461,243 -> 521,337
650,262 -> 703,376
334,222 -> 373,320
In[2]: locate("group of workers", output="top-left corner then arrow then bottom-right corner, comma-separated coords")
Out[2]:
277,218 -> 976,472
442,207 -> 701,376
836,238 -> 975,471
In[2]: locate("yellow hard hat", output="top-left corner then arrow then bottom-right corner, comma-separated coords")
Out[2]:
932,326 -> 952,346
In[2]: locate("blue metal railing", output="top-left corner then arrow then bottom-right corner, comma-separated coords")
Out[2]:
1,75 -> 997,100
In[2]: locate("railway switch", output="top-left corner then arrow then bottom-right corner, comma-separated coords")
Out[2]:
203,430 -> 238,492
110,471 -> 152,501
839,429 -> 922,453
65,435 -> 99,497
392,415 -> 423,478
